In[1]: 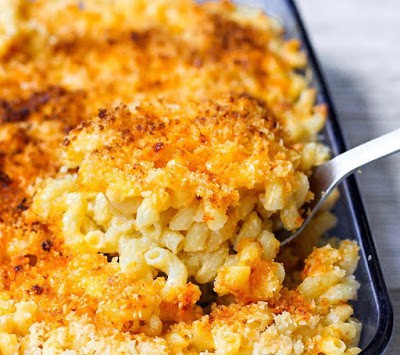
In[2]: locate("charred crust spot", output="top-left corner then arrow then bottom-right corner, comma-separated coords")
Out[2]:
14,265 -> 22,272
16,198 -> 29,211
106,38 -> 116,45
130,31 -> 148,43
98,109 -> 107,118
31,284 -> 44,295
130,32 -> 141,41
0,99 -> 30,123
211,14 -> 264,54
120,128 -> 133,141
0,87 -> 57,123
24,254 -> 38,266
0,85 -> 87,139
192,56 -> 203,68
0,171 -> 12,187
152,142 -> 164,152
199,134 -> 207,143
103,253 -> 119,263
41,240 -> 53,252
64,125 -> 74,134
122,320 -> 134,332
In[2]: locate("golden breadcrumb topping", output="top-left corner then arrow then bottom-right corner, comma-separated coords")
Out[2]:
60,95 -> 300,211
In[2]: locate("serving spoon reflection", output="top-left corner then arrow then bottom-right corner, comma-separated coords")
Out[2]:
278,128 -> 400,245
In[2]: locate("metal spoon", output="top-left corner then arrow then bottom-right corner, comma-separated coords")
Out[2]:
278,128 -> 400,245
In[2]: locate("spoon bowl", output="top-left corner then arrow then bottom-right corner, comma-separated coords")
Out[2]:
277,128 -> 400,245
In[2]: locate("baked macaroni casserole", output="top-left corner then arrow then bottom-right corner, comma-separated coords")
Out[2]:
0,0 -> 361,354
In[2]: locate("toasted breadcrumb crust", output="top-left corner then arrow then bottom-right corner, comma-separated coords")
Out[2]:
0,1 -> 361,354
62,96 -> 297,211
0,241 -> 361,354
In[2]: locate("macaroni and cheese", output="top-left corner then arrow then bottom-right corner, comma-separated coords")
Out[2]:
0,1 -> 361,354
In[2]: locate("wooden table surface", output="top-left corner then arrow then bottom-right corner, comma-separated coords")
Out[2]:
296,0 -> 400,352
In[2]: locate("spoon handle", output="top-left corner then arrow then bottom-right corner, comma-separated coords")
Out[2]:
279,128 -> 400,245
310,128 -> 400,207
329,127 -> 400,179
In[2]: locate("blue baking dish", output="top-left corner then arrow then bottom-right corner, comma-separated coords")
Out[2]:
232,0 -> 394,353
